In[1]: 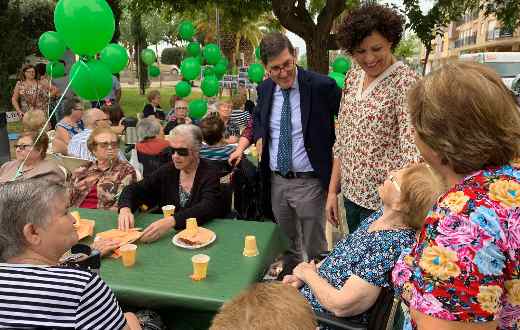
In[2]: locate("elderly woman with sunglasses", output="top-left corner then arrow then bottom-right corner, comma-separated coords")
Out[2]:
0,131 -> 66,184
70,127 -> 137,211
118,124 -> 228,243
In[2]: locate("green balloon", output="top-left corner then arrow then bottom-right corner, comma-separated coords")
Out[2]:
247,63 -> 265,83
100,43 -> 128,73
70,60 -> 112,100
54,0 -> 115,56
201,76 -> 219,97
188,99 -> 208,120
255,46 -> 261,61
180,57 -> 201,81
38,31 -> 66,61
46,61 -> 65,78
203,43 -> 221,65
328,71 -> 345,89
332,57 -> 351,74
203,67 -> 215,77
179,20 -> 195,41
186,41 -> 201,57
214,59 -> 228,76
148,65 -> 160,77
141,49 -> 156,65
175,80 -> 192,98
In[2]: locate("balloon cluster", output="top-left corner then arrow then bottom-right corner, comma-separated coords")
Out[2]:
173,20 -> 232,119
328,57 -> 351,89
247,46 -> 265,84
37,0 -> 129,100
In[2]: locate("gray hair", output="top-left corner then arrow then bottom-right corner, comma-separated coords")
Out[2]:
137,117 -> 162,141
82,108 -> 103,128
259,32 -> 295,65
167,124 -> 203,153
0,179 -> 67,261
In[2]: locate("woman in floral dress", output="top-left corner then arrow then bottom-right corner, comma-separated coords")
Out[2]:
326,4 -> 420,234
11,64 -> 50,117
392,62 -> 520,329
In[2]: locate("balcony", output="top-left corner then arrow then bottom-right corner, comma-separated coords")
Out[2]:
453,34 -> 477,48
486,27 -> 514,41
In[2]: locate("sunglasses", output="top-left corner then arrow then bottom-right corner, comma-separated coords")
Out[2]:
171,147 -> 189,156
94,141 -> 119,149
15,144 -> 32,150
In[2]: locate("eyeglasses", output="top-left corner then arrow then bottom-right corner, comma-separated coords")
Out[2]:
15,144 -> 32,150
94,141 -> 119,149
268,59 -> 294,76
171,147 -> 189,156
95,117 -> 111,123
388,174 -> 401,192
175,106 -> 188,111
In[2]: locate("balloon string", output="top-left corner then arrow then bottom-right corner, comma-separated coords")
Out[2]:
47,64 -> 53,119
11,64 -> 81,181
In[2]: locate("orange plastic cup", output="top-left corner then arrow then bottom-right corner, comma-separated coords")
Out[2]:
120,244 -> 137,267
162,205 -> 176,218
191,254 -> 210,280
186,218 -> 198,235
243,235 -> 259,257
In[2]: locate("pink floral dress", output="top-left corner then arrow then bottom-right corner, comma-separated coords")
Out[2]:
392,162 -> 520,329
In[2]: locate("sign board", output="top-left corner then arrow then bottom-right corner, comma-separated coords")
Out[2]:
5,112 -> 20,123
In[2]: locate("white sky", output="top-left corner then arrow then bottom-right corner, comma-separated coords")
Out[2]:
287,0 -> 433,56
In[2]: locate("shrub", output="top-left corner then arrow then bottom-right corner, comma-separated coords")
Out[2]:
161,47 -> 185,66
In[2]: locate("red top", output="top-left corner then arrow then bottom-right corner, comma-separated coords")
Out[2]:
79,185 -> 98,209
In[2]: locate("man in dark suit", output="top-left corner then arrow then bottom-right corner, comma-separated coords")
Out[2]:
253,33 -> 342,278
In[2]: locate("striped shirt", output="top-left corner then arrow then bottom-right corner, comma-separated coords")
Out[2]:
229,110 -> 251,130
200,143 -> 237,161
0,264 -> 126,329
67,128 -> 127,162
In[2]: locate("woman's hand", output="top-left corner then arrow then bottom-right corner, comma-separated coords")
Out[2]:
118,207 -> 135,231
282,274 -> 305,289
293,260 -> 317,282
140,217 -> 175,243
91,238 -> 120,257
228,148 -> 243,166
325,192 -> 339,227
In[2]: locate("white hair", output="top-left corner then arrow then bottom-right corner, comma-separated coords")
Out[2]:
167,124 -> 203,152
137,117 -> 162,141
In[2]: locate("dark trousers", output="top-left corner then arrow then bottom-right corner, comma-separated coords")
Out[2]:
343,198 -> 375,234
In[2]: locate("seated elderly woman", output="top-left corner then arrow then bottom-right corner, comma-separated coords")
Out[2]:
283,164 -> 443,322
0,179 -> 142,329
392,63 -> 520,329
70,127 -> 137,211
136,117 -> 171,177
118,124 -> 228,243
0,131 -> 66,183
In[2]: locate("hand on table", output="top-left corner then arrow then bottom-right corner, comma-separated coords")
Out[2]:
118,207 -> 135,231
325,192 -> 339,227
282,274 -> 304,289
292,260 -> 317,282
140,217 -> 175,243
91,238 -> 120,257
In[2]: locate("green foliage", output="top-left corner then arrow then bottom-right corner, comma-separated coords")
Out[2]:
161,47 -> 186,65
298,54 -> 308,69
394,33 -> 420,60
481,0 -> 520,30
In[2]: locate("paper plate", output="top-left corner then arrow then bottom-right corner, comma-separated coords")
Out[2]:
172,228 -> 216,249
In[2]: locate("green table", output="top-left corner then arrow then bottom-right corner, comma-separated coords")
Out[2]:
77,208 -> 285,312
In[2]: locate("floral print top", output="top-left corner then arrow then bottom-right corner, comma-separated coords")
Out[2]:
15,80 -> 49,113
301,210 -> 416,322
392,162 -> 520,329
333,62 -> 420,210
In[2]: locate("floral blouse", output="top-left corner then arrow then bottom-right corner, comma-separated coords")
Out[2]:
15,80 -> 49,113
301,210 -> 416,322
70,159 -> 137,211
333,62 -> 420,210
392,162 -> 520,329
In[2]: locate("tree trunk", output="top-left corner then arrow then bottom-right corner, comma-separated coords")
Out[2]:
131,12 -> 148,95
422,45 -> 431,76
107,0 -> 122,43
306,32 -> 332,74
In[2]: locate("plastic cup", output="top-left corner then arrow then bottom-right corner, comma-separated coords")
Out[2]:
191,254 -> 210,280
243,235 -> 259,257
120,244 -> 137,267
162,205 -> 176,218
186,218 -> 198,235
71,211 -> 80,227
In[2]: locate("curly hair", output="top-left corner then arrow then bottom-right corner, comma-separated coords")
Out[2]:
337,4 -> 404,53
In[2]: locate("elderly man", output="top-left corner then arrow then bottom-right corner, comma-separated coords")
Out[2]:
253,32 -> 342,278
67,108 -> 126,161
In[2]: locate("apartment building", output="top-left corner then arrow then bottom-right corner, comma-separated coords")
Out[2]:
422,10 -> 520,73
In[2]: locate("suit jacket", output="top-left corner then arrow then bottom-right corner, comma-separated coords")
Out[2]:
118,159 -> 228,229
253,67 -> 342,190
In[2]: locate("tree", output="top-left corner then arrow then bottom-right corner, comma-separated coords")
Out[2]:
161,47 -> 185,65
272,0 -> 358,73
394,33 -> 420,60
402,0 -> 467,75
